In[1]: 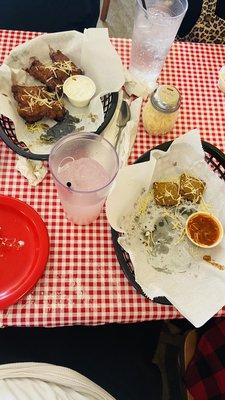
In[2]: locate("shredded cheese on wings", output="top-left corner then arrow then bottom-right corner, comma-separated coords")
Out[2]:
20,89 -> 64,111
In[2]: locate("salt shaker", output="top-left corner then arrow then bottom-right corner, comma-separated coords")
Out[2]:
142,85 -> 181,136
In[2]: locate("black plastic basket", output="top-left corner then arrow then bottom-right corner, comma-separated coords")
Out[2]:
0,91 -> 118,161
111,140 -> 225,305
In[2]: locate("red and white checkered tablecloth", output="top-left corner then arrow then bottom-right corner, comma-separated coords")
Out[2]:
0,30 -> 225,327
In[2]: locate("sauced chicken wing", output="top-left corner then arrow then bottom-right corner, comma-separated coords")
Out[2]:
12,84 -> 66,123
27,51 -> 83,93
49,49 -> 83,78
12,85 -> 53,105
17,102 -> 65,123
26,58 -> 62,92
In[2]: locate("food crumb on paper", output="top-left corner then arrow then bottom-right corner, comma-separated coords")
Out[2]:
203,255 -> 225,271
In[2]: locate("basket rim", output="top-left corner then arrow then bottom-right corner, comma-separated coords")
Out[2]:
0,91 -> 119,161
111,139 -> 225,305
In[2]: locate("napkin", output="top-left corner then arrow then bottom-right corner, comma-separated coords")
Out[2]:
102,92 -> 142,167
106,130 -> 225,327
16,156 -> 47,186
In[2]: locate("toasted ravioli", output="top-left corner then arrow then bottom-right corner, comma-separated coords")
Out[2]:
153,181 -> 180,206
180,174 -> 205,203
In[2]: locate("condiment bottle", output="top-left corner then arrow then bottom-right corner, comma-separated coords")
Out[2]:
142,85 -> 181,136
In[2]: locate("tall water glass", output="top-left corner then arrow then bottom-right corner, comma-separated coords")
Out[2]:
49,133 -> 119,225
130,0 -> 188,85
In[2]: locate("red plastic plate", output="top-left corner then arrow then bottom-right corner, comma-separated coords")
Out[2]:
0,195 -> 49,309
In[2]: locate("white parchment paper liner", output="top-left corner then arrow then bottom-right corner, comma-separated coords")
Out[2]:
0,28 -> 124,154
106,130 -> 225,327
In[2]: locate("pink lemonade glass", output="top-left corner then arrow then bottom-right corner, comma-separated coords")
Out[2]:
49,133 -> 119,225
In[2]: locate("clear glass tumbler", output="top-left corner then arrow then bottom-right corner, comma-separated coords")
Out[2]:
130,0 -> 188,85
49,133 -> 119,225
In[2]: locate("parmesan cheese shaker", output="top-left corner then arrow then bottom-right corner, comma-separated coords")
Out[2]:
142,85 -> 180,136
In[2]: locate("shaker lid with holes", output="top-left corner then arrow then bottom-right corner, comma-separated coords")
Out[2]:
151,85 -> 181,113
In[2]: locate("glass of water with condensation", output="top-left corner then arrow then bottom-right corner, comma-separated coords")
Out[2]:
130,0 -> 188,86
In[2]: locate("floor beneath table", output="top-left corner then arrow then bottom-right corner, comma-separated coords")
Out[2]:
0,319 -> 202,400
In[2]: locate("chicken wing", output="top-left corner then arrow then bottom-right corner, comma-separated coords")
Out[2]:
12,85 -> 53,105
49,48 -> 83,78
12,84 -> 66,123
26,58 -> 62,92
